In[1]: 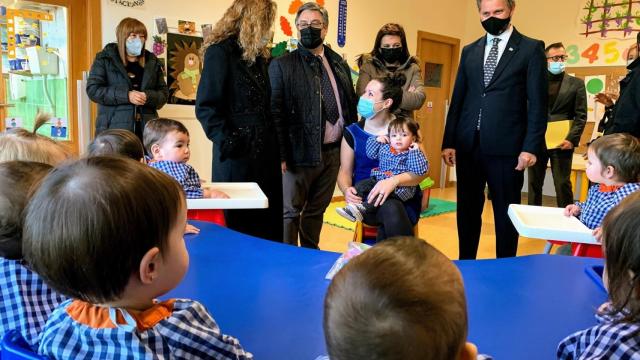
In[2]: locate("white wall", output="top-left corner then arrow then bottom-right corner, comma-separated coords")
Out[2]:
100,0 -> 470,178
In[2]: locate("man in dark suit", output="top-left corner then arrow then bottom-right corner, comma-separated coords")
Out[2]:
441,0 -> 548,259
528,42 -> 587,208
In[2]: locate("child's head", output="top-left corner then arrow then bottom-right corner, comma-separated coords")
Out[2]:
88,129 -> 145,161
0,161 -> 52,260
387,117 -> 420,152
143,118 -> 191,163
23,157 -> 189,305
324,236 -> 476,360
602,191 -> 640,322
0,113 -> 70,165
587,133 -> 640,185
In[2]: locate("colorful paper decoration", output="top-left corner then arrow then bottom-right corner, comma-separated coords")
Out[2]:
288,0 -> 303,15
280,16 -> 293,37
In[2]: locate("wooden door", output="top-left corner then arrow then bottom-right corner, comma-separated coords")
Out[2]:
0,0 -> 100,155
415,31 -> 460,188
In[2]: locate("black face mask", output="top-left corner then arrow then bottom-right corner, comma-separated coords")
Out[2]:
379,47 -> 404,64
481,16 -> 511,36
299,27 -> 324,49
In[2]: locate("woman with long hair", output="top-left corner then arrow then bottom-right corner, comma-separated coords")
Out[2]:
196,0 -> 283,242
87,18 -> 168,140
356,23 -> 425,118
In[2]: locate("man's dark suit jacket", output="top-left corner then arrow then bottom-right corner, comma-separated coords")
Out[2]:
549,73 -> 587,147
443,28 -> 548,156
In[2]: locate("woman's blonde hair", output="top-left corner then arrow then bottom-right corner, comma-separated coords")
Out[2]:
0,112 -> 71,165
115,17 -> 148,66
202,0 -> 276,63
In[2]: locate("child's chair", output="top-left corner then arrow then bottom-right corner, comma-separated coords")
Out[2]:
186,209 -> 226,226
0,330 -> 45,360
544,240 -> 603,258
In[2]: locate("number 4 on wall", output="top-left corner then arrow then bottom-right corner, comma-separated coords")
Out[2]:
581,43 -> 600,64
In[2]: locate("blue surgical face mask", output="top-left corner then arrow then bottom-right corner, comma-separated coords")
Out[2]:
357,97 -> 385,119
125,37 -> 143,57
548,61 -> 565,75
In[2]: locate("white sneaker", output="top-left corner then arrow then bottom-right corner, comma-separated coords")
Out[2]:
335,203 -> 364,222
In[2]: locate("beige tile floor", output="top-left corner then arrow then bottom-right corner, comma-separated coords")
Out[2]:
318,186 -> 549,259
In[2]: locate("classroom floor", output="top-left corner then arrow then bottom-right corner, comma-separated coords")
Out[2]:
318,186 -> 553,260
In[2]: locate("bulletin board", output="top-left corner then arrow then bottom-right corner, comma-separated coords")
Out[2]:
565,65 -> 628,153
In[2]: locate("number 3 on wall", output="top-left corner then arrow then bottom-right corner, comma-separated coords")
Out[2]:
581,43 -> 600,64
566,45 -> 580,65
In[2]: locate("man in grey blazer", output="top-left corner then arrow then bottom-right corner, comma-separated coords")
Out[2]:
528,42 -> 587,208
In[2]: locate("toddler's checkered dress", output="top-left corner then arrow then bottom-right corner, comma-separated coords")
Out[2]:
149,160 -> 204,199
0,258 -> 66,349
365,136 -> 429,201
39,298 -> 252,359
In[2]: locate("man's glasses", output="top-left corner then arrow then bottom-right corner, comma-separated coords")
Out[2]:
297,21 -> 324,30
547,55 -> 568,62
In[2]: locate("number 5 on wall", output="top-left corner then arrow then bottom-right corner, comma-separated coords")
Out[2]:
604,41 -> 619,64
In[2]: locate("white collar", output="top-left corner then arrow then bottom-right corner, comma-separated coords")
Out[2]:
486,24 -> 513,45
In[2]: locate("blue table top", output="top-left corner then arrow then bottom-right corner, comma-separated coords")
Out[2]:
167,221 -> 606,360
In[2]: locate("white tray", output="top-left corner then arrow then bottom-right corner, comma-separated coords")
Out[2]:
508,204 -> 598,244
187,182 -> 268,210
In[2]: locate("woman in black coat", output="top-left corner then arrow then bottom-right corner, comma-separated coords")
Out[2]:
196,0 -> 283,242
87,17 -> 168,140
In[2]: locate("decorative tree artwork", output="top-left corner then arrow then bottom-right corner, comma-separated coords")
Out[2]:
580,0 -> 640,38
167,33 -> 203,105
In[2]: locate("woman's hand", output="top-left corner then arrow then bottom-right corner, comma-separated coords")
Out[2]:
344,186 -> 362,205
376,135 -> 389,144
281,161 -> 287,174
128,90 -> 147,105
367,177 -> 398,207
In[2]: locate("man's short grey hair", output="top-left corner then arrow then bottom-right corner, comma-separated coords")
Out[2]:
295,2 -> 329,28
476,0 -> 515,10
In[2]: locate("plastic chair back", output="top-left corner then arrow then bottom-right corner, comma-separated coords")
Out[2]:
0,330 -> 44,360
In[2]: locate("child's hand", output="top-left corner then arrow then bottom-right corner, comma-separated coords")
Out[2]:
184,223 -> 200,235
204,189 -> 229,199
564,204 -> 581,217
409,142 -> 419,151
592,227 -> 603,243
376,135 -> 389,144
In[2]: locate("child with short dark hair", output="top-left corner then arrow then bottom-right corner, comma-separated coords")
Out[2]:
143,118 -> 228,199
0,161 -> 66,349
564,133 -> 640,240
557,191 -> 640,358
23,157 -> 251,359
336,117 -> 428,222
324,236 -> 489,360
88,128 -> 145,161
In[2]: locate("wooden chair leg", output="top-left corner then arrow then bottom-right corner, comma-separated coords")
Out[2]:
353,221 -> 363,243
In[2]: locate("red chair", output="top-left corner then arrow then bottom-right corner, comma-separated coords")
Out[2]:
187,209 -> 226,226
545,240 -> 603,258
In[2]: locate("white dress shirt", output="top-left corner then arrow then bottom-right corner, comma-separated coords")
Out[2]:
483,24 -> 514,64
